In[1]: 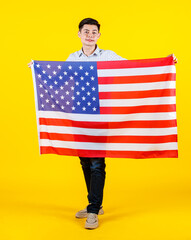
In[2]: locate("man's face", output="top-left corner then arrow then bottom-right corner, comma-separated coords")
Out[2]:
78,24 -> 101,47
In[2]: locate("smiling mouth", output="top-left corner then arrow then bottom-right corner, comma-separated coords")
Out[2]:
86,39 -> 94,42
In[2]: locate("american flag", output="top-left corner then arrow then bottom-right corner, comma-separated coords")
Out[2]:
31,57 -> 178,158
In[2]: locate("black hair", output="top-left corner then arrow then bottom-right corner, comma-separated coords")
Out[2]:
78,18 -> 100,32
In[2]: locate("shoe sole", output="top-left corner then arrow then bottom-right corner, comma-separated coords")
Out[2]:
75,209 -> 104,218
85,221 -> 99,229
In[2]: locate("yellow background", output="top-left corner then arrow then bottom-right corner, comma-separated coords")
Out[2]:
0,0 -> 191,239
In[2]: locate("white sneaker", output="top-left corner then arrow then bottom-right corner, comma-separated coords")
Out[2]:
85,213 -> 99,229
75,206 -> 104,218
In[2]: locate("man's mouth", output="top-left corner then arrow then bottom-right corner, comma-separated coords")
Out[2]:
86,39 -> 94,42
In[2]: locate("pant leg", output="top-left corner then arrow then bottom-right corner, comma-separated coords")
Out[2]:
79,157 -> 91,200
87,158 -> 106,214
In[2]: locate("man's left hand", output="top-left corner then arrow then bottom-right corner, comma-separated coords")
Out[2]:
167,53 -> 178,64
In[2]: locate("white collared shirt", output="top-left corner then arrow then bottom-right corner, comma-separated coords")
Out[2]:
66,45 -> 127,61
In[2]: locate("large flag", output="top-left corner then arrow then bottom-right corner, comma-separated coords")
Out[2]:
31,57 -> 178,159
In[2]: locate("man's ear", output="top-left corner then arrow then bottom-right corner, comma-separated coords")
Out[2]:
98,32 -> 101,38
78,31 -> 81,38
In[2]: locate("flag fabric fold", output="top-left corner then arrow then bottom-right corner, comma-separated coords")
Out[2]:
31,57 -> 178,159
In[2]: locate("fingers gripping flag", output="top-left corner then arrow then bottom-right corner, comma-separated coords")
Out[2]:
31,57 -> 178,158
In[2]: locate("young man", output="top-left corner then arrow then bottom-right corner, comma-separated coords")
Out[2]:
28,17 -> 177,230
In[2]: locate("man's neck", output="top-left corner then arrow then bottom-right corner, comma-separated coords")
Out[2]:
82,45 -> 97,56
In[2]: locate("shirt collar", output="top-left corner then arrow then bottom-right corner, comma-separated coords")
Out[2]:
78,45 -> 100,57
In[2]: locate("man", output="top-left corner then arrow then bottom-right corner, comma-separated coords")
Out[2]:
28,17 -> 178,230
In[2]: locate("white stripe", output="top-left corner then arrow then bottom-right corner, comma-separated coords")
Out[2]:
100,96 -> 176,107
99,81 -> 175,92
98,65 -> 176,77
40,139 -> 178,151
39,111 -> 177,122
40,125 -> 177,136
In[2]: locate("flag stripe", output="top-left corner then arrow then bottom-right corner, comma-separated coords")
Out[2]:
39,118 -> 177,128
100,104 -> 176,114
40,146 -> 178,158
38,111 -> 177,121
99,81 -> 175,92
98,73 -> 176,84
100,96 -> 175,107
99,89 -> 176,99
40,132 -> 177,144
39,125 -> 177,136
40,139 -> 178,151
97,57 -> 174,69
97,66 -> 176,77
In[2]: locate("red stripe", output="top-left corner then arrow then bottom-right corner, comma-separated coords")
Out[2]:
40,132 -> 177,144
98,73 -> 176,84
40,146 -> 178,158
97,57 -> 174,69
100,104 -> 176,114
99,89 -> 176,99
39,118 -> 177,129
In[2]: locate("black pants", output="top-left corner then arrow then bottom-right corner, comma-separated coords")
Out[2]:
79,157 -> 106,214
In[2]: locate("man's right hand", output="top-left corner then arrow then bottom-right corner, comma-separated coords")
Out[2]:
28,61 -> 33,68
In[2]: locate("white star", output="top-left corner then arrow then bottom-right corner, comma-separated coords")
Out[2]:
64,71 -> 67,75
76,91 -> 80,95
51,104 -> 55,108
42,70 -> 46,74
92,87 -> 96,91
60,86 -> 64,90
40,94 -> 44,98
75,81 -> 79,86
39,84 -> 43,88
44,80 -> 47,84
61,95 -> 64,99
46,99 -> 50,103
81,87 -> 85,91
79,65 -> 83,70
85,72 -> 89,76
93,107 -> 97,111
68,65 -> 72,69
71,86 -> 74,90
66,91 -> 69,95
56,100 -> 59,104
59,75 -> 63,79
86,82 -> 90,86
53,71 -> 57,75
61,105 -> 65,109
65,81 -> 69,85
45,89 -> 48,93
87,91 -> 91,96
80,76 -> 84,80
57,65 -> 62,69
66,101 -> 70,105
49,85 -> 53,89
91,76 -> 95,81
74,72 -> 78,76
47,64 -> 51,69
55,90 -> 59,94
72,106 -> 75,110
41,104 -> 44,108
82,96 -> 86,101
87,102 -> 91,106
36,64 -> 40,68
77,101 -> 81,106
82,107 -> 86,111
54,81 -> 58,85
92,97 -> 96,101
38,74 -> 41,78
71,96 -> 75,100
48,75 -> 52,79
51,95 -> 54,98
70,76 -> 74,80
90,65 -> 94,70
